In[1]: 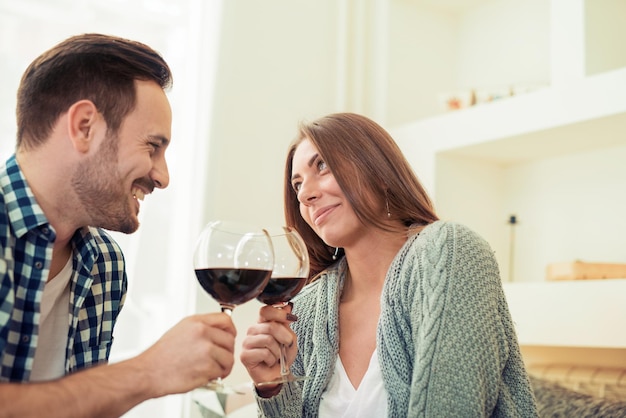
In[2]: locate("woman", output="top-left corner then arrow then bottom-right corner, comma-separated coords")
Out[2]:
240,113 -> 538,417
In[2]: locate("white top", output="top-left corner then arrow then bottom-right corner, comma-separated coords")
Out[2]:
318,350 -> 388,417
30,257 -> 73,381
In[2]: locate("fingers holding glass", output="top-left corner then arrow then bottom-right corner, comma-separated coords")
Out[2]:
255,226 -> 309,386
240,318 -> 297,386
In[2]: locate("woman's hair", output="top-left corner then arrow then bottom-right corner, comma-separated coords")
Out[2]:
284,112 -> 439,278
16,33 -> 173,150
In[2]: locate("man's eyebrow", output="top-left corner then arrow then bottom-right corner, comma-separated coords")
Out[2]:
291,153 -> 319,182
149,135 -> 170,147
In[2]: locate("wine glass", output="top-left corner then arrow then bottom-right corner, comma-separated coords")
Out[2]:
255,226 -> 310,386
193,220 -> 274,393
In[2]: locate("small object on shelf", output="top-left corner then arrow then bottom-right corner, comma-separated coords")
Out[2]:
438,89 -> 476,111
546,261 -> 626,281
475,86 -> 513,104
440,83 -> 547,112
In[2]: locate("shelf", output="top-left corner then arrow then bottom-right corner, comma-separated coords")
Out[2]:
391,68 -> 626,287
503,279 -> 626,348
393,66 -> 626,167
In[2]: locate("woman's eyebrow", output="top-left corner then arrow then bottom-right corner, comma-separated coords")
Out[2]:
307,153 -> 319,167
291,153 -> 319,182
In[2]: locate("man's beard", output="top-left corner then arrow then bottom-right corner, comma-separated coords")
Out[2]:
71,136 -> 139,234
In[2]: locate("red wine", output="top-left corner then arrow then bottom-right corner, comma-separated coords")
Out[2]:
256,277 -> 307,305
195,268 -> 271,306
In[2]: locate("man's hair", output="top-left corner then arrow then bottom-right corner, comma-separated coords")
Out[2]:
16,33 -> 172,150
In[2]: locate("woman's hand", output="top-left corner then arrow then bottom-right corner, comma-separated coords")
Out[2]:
240,304 -> 298,396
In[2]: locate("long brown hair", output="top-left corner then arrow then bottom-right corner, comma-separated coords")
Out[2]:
284,112 -> 439,278
16,33 -> 172,150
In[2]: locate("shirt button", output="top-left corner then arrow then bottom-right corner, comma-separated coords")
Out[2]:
41,227 -> 50,235
35,261 -> 43,269
22,335 -> 29,343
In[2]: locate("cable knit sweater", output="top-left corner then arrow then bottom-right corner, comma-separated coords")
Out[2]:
256,221 -> 538,417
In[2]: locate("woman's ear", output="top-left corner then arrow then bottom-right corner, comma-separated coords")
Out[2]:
67,100 -> 99,153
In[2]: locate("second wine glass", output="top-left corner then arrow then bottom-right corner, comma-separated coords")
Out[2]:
256,226 -> 310,387
193,220 -> 274,393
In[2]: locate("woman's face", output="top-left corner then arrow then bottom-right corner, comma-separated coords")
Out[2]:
290,137 -> 363,248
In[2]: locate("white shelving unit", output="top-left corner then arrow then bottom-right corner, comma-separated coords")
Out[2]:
390,0 -> 626,369
503,279 -> 626,348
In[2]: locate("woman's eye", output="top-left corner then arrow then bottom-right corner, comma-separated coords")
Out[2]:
317,160 -> 327,171
292,182 -> 302,192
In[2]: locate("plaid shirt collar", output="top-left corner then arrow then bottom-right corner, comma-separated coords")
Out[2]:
2,156 -> 49,239
1,156 -> 102,265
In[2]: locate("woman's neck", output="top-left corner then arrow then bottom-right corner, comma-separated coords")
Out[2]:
341,228 -> 407,300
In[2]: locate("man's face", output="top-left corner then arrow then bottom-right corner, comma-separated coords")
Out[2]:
72,80 -> 172,233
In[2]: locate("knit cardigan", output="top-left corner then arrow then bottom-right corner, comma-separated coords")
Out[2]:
256,221 -> 539,417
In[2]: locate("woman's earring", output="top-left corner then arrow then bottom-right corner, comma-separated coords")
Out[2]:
332,247 -> 339,261
386,198 -> 391,218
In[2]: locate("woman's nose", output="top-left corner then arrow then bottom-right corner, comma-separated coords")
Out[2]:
298,180 -> 318,204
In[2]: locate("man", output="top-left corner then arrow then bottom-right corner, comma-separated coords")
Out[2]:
0,33 -> 236,417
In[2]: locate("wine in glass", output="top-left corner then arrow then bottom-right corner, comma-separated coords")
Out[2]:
256,226 -> 310,386
193,220 -> 274,393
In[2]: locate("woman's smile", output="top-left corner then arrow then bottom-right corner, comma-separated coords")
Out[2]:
312,204 -> 339,226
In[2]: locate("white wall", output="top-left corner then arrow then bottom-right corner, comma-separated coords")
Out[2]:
385,0 -> 551,126
503,144 -> 626,282
436,144 -> 626,283
586,0 -> 626,76
455,0 -> 550,90
387,3 -> 457,124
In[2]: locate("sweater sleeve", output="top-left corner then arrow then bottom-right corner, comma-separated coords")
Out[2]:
408,222 -> 538,417
256,381 -> 303,417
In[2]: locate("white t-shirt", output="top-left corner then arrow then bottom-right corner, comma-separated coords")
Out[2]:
30,257 -> 73,381
318,350 -> 388,417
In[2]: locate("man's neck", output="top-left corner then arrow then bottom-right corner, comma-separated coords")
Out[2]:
16,145 -> 84,242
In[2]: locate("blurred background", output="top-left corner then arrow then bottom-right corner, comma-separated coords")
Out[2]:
1,0 -> 625,416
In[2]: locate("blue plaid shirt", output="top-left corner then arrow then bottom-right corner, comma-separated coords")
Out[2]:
0,155 -> 127,382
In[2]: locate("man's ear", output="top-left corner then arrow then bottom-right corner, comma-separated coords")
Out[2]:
67,100 -> 99,153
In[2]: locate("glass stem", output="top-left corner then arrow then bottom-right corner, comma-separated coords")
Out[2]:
279,343 -> 290,377
274,301 -> 291,378
214,306 -> 232,388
